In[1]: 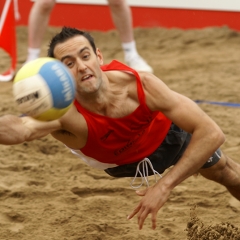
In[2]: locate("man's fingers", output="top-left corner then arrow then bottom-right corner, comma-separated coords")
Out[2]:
137,209 -> 158,230
127,204 -> 141,220
128,205 -> 159,230
151,212 -> 157,230
128,186 -> 162,229
128,190 -> 149,221
137,208 -> 149,230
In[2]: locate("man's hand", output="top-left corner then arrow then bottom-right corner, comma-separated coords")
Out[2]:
127,182 -> 171,230
0,114 -> 61,145
0,115 -> 28,145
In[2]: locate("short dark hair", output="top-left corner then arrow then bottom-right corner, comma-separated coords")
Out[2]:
47,26 -> 97,57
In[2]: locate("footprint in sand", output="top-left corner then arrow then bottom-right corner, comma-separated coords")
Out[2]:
0,212 -> 25,232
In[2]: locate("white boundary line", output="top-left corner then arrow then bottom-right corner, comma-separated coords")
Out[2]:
0,0 -> 11,34
31,0 -> 240,12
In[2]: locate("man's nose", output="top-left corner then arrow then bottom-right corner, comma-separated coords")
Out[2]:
77,59 -> 87,71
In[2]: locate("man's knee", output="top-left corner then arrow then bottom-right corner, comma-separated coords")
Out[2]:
37,0 -> 56,12
107,0 -> 125,8
201,148 -> 222,169
199,152 -> 227,183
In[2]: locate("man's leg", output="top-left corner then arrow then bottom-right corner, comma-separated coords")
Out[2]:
26,0 -> 56,63
199,152 -> 240,200
107,0 -> 153,73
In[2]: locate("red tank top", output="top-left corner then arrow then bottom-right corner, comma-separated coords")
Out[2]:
74,60 -> 172,165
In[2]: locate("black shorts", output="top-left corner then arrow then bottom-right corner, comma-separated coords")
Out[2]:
104,124 -> 221,178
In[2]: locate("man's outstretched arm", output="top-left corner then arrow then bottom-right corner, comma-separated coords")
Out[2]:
0,115 -> 62,145
128,73 -> 225,229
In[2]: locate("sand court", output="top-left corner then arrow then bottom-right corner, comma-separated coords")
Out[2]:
0,25 -> 240,239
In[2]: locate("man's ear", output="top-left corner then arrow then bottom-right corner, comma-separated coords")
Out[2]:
96,48 -> 104,65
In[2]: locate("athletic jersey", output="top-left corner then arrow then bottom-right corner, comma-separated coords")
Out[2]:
72,60 -> 172,168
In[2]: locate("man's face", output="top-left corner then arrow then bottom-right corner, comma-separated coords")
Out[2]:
53,35 -> 104,96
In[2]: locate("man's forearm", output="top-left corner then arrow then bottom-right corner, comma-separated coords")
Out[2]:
158,126 -> 225,191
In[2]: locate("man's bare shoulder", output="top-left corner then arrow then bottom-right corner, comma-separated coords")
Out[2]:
138,72 -> 164,88
138,72 -> 176,112
105,69 -> 137,84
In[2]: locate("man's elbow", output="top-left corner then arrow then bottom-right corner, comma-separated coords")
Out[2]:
212,127 -> 225,147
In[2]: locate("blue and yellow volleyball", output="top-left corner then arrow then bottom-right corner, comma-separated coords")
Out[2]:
13,57 -> 76,121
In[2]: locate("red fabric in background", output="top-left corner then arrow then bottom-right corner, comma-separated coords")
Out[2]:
12,0 -> 240,31
0,0 -> 17,79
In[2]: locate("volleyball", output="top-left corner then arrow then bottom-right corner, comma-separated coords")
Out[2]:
13,57 -> 75,121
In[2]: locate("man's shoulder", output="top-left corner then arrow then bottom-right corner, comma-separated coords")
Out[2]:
106,69 -> 136,84
138,72 -> 160,88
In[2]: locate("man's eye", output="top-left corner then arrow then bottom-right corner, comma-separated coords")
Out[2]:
83,54 -> 90,59
66,62 -> 73,67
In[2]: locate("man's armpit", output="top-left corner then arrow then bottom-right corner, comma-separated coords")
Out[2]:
51,129 -> 74,138
51,129 -> 80,149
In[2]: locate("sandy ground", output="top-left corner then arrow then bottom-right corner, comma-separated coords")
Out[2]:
0,26 -> 240,239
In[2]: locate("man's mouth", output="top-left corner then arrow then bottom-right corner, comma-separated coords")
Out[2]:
82,74 -> 93,81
